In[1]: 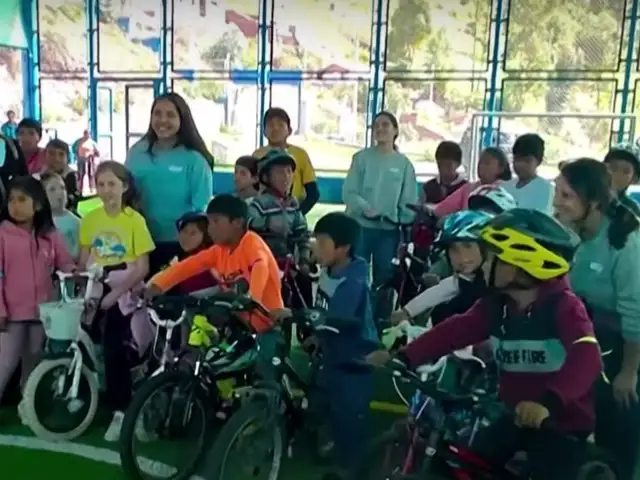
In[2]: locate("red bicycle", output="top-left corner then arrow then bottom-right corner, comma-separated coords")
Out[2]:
351,359 -> 619,480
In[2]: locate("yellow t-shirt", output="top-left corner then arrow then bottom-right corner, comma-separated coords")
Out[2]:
253,144 -> 316,201
79,206 -> 155,266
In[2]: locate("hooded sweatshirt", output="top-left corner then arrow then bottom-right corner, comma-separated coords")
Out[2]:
0,220 -> 75,321
403,272 -> 486,326
343,147 -> 418,230
315,257 -> 378,366
401,277 -> 601,433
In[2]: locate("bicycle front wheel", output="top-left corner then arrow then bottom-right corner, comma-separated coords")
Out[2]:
119,370 -> 212,480
352,421 -> 428,480
207,397 -> 286,480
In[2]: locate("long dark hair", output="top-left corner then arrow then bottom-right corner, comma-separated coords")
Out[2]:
144,93 -> 214,168
561,158 -> 639,249
374,111 -> 400,151
482,147 -> 512,181
2,176 -> 55,238
95,161 -> 140,212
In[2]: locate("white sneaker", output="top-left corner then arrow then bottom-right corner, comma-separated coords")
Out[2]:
104,411 -> 124,442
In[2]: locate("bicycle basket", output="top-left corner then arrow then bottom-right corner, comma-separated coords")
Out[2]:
39,301 -> 85,341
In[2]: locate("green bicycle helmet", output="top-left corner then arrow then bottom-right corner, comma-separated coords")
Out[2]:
257,148 -> 296,184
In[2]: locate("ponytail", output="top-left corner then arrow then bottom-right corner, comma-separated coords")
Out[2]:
606,199 -> 639,250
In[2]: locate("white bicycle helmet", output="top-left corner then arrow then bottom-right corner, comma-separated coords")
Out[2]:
468,184 -> 517,213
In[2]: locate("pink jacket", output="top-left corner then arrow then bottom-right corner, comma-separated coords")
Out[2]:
0,220 -> 75,321
433,181 -> 498,217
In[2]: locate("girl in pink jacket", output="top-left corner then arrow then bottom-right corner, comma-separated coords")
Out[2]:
433,147 -> 512,217
0,176 -> 75,404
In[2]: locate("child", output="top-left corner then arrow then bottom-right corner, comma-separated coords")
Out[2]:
0,176 -> 75,406
172,211 -> 216,294
145,194 -> 284,378
603,143 -> 640,216
249,148 -> 312,307
16,118 -> 44,175
390,209 -> 492,326
233,155 -> 259,203
502,133 -> 553,214
253,107 -> 319,214
368,208 -> 602,479
422,141 -> 467,204
43,139 -> 81,211
41,172 -> 80,259
272,212 -> 377,474
427,185 -> 516,281
78,161 -> 155,442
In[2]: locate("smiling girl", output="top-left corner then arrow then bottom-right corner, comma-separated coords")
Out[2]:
125,93 -> 214,275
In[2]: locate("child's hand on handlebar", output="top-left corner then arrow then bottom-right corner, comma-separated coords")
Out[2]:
365,349 -> 392,367
389,309 -> 410,326
514,401 -> 549,429
143,283 -> 163,302
269,307 -> 293,323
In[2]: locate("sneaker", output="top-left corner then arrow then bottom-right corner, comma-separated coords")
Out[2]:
134,415 -> 157,443
104,411 -> 124,442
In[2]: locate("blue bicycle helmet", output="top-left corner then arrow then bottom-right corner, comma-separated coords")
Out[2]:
434,209 -> 494,248
257,148 -> 296,183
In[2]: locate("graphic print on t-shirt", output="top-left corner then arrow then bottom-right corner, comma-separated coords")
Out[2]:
91,231 -> 126,261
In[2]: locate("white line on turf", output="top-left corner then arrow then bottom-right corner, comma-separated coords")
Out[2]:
0,434 -> 206,480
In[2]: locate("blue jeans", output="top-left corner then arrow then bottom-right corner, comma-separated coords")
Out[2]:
358,227 -> 400,320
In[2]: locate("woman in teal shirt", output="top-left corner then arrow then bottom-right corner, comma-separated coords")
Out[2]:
555,158 -> 640,480
125,93 -> 214,274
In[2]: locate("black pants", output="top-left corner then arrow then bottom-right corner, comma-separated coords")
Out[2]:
148,241 -> 181,277
472,415 -> 588,479
101,285 -> 134,412
595,344 -> 640,480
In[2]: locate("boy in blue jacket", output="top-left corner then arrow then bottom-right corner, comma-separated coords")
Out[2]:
271,212 -> 377,473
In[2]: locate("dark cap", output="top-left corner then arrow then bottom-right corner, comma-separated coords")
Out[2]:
263,107 -> 291,129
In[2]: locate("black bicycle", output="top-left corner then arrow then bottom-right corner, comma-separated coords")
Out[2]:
204,308 -> 351,480
118,292 -> 265,480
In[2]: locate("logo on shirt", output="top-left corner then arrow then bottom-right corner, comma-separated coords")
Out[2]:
92,232 -> 126,260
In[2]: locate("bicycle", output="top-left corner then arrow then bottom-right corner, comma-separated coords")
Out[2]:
118,291 -> 264,480
352,358 -> 619,480
204,308 -> 346,480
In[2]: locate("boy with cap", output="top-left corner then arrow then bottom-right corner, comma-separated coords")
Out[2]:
253,107 -> 319,214
501,133 -> 553,214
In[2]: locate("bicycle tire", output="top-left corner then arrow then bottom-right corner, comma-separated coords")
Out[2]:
351,421 -> 427,480
206,397 -> 286,480
22,357 -> 99,441
118,370 -> 212,480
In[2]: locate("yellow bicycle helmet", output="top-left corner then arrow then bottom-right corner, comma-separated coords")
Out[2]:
480,208 -> 580,281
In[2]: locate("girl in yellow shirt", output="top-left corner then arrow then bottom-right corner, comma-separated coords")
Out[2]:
78,161 -> 155,443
